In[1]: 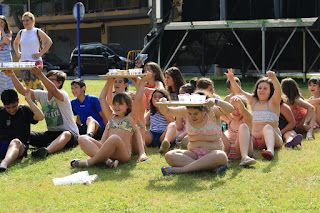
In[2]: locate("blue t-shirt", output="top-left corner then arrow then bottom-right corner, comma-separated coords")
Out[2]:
71,94 -> 105,128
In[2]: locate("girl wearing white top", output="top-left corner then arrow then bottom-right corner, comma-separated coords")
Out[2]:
14,12 -> 52,90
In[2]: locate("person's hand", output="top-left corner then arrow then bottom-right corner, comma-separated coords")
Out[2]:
30,65 -> 43,76
25,87 -> 32,101
224,68 -> 234,80
142,71 -> 153,82
205,98 -> 216,107
159,97 -> 168,102
266,71 -> 276,79
2,70 -> 15,77
16,52 -> 21,59
31,53 -> 41,60
303,122 -> 311,131
230,96 -> 241,107
137,153 -> 149,162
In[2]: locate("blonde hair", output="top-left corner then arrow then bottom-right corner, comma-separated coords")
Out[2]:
22,12 -> 35,26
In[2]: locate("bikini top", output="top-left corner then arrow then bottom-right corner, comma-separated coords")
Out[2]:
186,113 -> 221,136
108,115 -> 134,134
252,100 -> 279,123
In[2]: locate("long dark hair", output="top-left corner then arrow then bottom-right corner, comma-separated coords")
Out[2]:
281,78 -> 302,105
252,77 -> 274,100
0,15 -> 11,34
165,67 -> 186,94
113,92 -> 132,116
149,89 -> 170,115
144,62 -> 166,87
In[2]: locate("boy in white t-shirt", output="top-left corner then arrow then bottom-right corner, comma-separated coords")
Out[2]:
3,67 -> 79,158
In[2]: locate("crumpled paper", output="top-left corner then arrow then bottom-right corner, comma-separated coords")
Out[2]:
52,171 -> 98,186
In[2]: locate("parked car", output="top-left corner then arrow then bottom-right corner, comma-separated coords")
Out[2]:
69,42 -> 130,76
42,53 -> 69,74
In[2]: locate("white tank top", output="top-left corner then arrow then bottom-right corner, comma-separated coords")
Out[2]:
19,28 -> 42,62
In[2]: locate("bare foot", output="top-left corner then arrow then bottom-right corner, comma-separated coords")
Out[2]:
306,131 -> 314,140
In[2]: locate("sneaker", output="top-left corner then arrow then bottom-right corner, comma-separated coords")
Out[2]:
31,147 -> 48,158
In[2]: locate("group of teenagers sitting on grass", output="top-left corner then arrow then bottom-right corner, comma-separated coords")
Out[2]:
0,63 -> 319,176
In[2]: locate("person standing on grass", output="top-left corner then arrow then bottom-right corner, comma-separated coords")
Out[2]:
0,89 -> 44,171
225,69 -> 283,160
3,67 -> 79,158
13,12 -> 52,90
71,78 -> 107,140
159,91 -> 234,175
0,16 -> 14,96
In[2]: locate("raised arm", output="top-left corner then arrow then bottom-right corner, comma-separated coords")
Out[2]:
225,69 -> 255,103
2,70 -> 36,100
209,98 -> 235,117
30,65 -> 64,101
158,98 -> 188,118
25,88 -> 44,121
267,71 -> 281,106
230,96 -> 252,129
99,78 -> 115,121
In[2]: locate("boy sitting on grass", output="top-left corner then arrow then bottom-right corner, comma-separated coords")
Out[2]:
3,67 -> 79,158
0,89 -> 44,171
71,78 -> 107,139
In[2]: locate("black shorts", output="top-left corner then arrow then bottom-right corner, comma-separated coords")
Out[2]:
30,131 -> 78,148
77,123 -> 105,140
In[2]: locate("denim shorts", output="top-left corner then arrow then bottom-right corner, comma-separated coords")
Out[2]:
0,141 -> 28,159
147,130 -> 177,147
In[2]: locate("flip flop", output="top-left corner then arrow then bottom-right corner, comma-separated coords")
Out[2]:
215,165 -> 227,174
106,159 -> 119,168
285,134 -> 303,148
0,165 -> 7,172
161,166 -> 173,176
262,149 -> 274,160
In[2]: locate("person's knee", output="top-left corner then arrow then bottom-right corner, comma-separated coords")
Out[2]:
239,123 -> 249,132
215,150 -> 228,165
262,124 -> 273,132
107,135 -> 122,145
78,135 -> 88,145
9,139 -> 23,147
86,116 -> 97,125
164,150 -> 176,162
62,131 -> 72,140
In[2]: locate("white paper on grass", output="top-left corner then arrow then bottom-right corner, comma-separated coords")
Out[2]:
52,171 -> 98,186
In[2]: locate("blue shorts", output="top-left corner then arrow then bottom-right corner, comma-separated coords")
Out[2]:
147,130 -> 177,147
0,141 -> 28,159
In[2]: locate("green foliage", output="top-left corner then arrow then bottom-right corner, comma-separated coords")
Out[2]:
1,77 -> 319,212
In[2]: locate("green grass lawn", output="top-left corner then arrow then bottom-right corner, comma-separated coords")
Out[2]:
1,75 -> 319,212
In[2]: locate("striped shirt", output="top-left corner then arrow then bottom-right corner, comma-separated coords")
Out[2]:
150,112 -> 169,133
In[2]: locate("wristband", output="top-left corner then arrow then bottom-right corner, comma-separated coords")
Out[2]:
215,99 -> 219,105
33,109 -> 40,113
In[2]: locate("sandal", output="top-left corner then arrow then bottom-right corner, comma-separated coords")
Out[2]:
285,134 -> 303,148
70,159 -> 89,168
261,149 -> 274,160
161,166 -> 173,176
0,165 -> 7,172
106,159 -> 119,168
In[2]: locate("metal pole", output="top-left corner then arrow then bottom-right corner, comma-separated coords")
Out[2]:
261,24 -> 266,73
232,29 -> 261,74
77,3 -> 81,78
28,0 -> 30,11
303,30 -> 306,82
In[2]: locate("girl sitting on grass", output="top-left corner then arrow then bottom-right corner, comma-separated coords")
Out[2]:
224,95 -> 256,166
307,77 -> 320,128
159,92 -> 234,175
225,69 -> 283,160
281,78 -> 315,140
145,89 -> 177,154
71,75 -> 148,168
